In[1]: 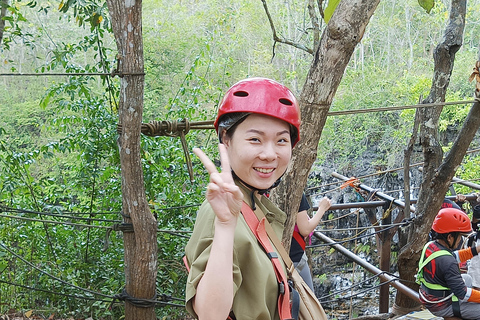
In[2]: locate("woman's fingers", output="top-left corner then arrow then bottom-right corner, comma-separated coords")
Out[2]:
193,147 -> 218,175
223,182 -> 244,202
194,144 -> 235,185
193,144 -> 241,202
218,144 -> 234,183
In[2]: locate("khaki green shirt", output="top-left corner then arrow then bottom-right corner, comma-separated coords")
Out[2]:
185,183 -> 288,319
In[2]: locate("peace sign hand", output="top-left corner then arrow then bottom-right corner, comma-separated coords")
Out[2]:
193,144 -> 243,225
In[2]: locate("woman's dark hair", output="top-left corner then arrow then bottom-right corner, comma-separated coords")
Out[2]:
218,112 -> 296,146
217,112 -> 249,143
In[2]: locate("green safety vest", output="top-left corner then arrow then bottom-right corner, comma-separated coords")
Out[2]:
416,241 -> 458,302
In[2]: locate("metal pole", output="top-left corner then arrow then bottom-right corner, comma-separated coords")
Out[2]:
313,231 -> 420,302
451,177 -> 480,191
331,172 -> 416,213
312,196 -> 477,211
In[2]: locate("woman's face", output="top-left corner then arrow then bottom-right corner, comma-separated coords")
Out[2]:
223,114 -> 293,190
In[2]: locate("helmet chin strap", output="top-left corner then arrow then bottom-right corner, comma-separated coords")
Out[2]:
231,170 -> 282,210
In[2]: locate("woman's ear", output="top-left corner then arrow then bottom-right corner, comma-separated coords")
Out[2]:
221,131 -> 230,147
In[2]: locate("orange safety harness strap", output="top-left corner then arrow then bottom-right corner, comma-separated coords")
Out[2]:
241,202 -> 294,320
292,229 -> 306,250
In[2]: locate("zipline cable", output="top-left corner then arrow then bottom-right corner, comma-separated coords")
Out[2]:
0,241 -> 112,299
0,213 -> 112,229
0,242 -> 186,307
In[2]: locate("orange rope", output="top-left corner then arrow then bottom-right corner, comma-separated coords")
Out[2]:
340,177 -> 360,190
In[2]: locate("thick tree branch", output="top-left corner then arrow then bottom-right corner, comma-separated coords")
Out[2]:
403,98 -> 421,220
261,0 -> 314,55
395,0 -> 468,313
317,0 -> 325,19
0,0 -> 9,45
270,0 -> 381,248
308,0 -> 321,51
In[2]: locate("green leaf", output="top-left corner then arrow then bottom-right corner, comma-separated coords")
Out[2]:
418,0 -> 434,13
324,0 -> 341,23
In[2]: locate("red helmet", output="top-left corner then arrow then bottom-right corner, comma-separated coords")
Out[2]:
432,208 -> 472,234
214,77 -> 301,147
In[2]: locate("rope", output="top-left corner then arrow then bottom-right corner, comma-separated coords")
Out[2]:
131,98 -> 479,138
0,213 -> 112,229
0,71 -> 144,77
0,241 -> 112,299
0,207 -> 192,237
0,242 -> 186,308
141,119 -> 191,137
328,99 -> 478,116
111,288 -> 183,307
307,218 -> 413,248
0,279 -> 185,308
0,208 -> 121,223
117,119 -> 197,181
322,208 -> 362,223
320,278 -> 396,304
0,279 -> 110,302
319,272 -> 386,301
0,204 -> 121,217
316,220 -> 409,232
307,147 -> 480,195
113,288 -> 157,308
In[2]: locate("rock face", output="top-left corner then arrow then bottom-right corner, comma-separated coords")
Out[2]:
306,160 -> 424,318
305,123 -> 473,317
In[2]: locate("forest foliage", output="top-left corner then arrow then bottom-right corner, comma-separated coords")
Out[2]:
0,0 -> 480,318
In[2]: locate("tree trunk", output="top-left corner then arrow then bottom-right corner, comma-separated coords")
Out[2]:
394,0 -> 470,313
106,1 -> 158,320
0,0 -> 9,45
271,0 -> 381,249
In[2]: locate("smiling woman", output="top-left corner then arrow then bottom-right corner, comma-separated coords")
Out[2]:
183,77 -> 302,320
222,114 -> 292,191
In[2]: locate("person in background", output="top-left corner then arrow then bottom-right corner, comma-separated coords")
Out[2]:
467,204 -> 480,290
441,194 -> 468,273
184,77 -> 301,320
290,193 -> 331,291
442,194 -> 466,210
417,207 -> 480,319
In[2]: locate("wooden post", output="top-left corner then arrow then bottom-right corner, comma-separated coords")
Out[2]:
378,207 -> 392,314
106,1 -> 158,319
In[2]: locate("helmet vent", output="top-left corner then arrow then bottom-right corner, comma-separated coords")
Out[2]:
233,91 -> 249,97
279,98 -> 293,106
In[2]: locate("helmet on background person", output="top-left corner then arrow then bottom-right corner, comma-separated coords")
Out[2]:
432,207 -> 472,234
214,77 -> 301,147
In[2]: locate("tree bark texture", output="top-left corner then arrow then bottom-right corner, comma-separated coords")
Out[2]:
394,0 -> 470,313
106,1 -> 158,319
271,0 -> 381,249
0,0 -> 9,45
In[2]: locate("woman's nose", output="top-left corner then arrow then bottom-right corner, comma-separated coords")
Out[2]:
259,143 -> 277,161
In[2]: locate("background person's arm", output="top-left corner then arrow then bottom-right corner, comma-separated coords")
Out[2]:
297,197 -> 331,237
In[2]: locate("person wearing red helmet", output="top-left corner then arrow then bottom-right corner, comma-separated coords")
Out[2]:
417,208 -> 480,319
184,78 -> 302,320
